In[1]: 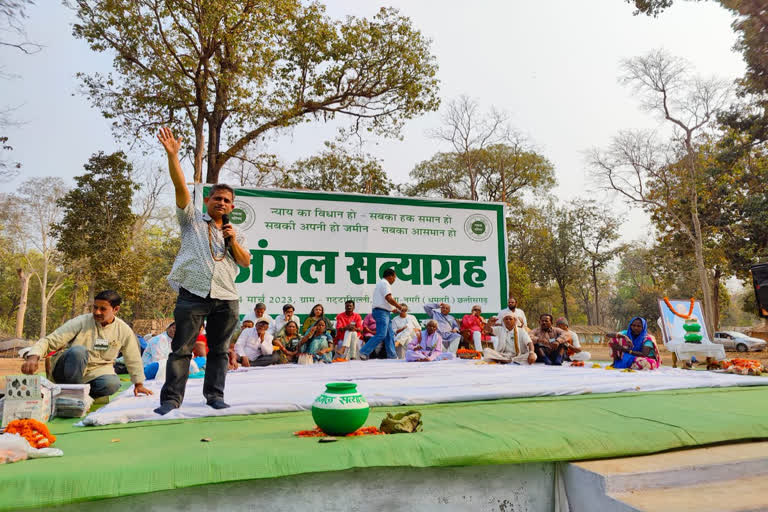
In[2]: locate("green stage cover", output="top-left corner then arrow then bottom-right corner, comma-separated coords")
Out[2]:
4,386 -> 768,510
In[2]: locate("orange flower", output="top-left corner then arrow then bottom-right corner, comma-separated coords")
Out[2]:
293,425 -> 385,438
4,419 -> 56,449
456,349 -> 482,359
663,297 -> 695,319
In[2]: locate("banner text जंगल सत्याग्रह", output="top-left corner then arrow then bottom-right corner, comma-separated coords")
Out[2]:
199,187 -> 508,318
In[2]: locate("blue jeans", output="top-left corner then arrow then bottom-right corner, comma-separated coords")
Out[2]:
360,308 -> 396,359
52,345 -> 121,398
160,288 -> 238,407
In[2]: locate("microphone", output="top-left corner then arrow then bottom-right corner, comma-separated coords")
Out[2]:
221,213 -> 231,250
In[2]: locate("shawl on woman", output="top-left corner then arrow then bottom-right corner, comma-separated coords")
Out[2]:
613,316 -> 659,369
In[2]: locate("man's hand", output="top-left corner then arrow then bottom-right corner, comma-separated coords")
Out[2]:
157,126 -> 183,155
133,383 -> 153,397
21,355 -> 40,375
228,349 -> 240,370
527,352 -> 536,365
222,222 -> 235,241
241,356 -> 250,367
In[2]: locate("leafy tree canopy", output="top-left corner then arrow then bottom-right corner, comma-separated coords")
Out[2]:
71,1 -> 440,183
285,142 -> 392,195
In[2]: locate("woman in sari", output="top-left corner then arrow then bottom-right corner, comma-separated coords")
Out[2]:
273,320 -> 301,364
301,304 -> 333,336
406,320 -> 454,362
300,318 -> 334,363
607,316 -> 661,370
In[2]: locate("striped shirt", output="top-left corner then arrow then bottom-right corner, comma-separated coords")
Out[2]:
167,201 -> 248,300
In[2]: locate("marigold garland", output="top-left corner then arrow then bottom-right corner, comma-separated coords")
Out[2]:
456,349 -> 482,360
293,426 -> 385,438
570,361 -> 585,367
331,358 -> 348,363
719,358 -> 763,375
4,419 -> 56,449
663,297 -> 695,319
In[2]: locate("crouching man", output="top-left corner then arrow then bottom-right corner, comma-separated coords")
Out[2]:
20,290 -> 152,399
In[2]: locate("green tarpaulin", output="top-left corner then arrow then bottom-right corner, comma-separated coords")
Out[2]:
4,386 -> 768,510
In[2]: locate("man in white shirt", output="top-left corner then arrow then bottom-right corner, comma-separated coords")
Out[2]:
483,312 -> 536,365
555,317 -> 591,362
360,268 -> 403,360
391,303 -> 421,359
242,302 -> 272,327
268,303 -> 296,337
142,322 -> 176,366
235,320 -> 278,367
497,295 -> 528,330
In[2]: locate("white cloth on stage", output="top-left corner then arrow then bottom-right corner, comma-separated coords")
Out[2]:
566,330 -> 591,361
79,359 -> 768,426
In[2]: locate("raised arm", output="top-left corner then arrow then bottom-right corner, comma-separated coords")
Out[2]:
157,127 -> 190,208
423,303 -> 439,318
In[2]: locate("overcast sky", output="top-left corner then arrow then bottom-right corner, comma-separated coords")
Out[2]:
0,0 -> 745,242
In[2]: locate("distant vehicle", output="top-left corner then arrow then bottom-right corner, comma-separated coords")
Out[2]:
713,331 -> 767,352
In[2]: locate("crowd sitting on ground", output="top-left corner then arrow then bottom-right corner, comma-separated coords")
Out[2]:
134,293 -> 654,371
122,291 -> 663,377
18,287 -> 661,401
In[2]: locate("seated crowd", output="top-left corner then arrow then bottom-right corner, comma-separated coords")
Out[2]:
20,288 -> 662,400
166,293 -> 655,371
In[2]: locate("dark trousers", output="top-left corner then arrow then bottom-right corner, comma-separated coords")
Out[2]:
248,353 -> 279,367
534,343 -> 568,366
160,288 -> 238,407
52,345 -> 121,398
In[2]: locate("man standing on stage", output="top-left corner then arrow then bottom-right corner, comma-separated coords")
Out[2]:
359,268 -> 402,360
154,127 -> 251,415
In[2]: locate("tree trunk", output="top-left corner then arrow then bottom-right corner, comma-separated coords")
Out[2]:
206,116 -> 226,184
558,283 -> 569,319
685,138 -> 715,335
591,262 -> 600,326
692,219 -> 714,334
192,112 -> 206,183
713,266 -> 721,330
70,276 -> 82,318
85,281 -> 95,314
39,259 -> 49,337
16,268 -> 30,339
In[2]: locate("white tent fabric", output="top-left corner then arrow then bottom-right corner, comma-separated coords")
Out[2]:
80,360 -> 768,426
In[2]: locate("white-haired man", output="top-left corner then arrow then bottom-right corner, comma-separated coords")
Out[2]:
483,312 -> 536,365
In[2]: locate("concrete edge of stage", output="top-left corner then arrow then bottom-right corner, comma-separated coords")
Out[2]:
35,463 -> 562,512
